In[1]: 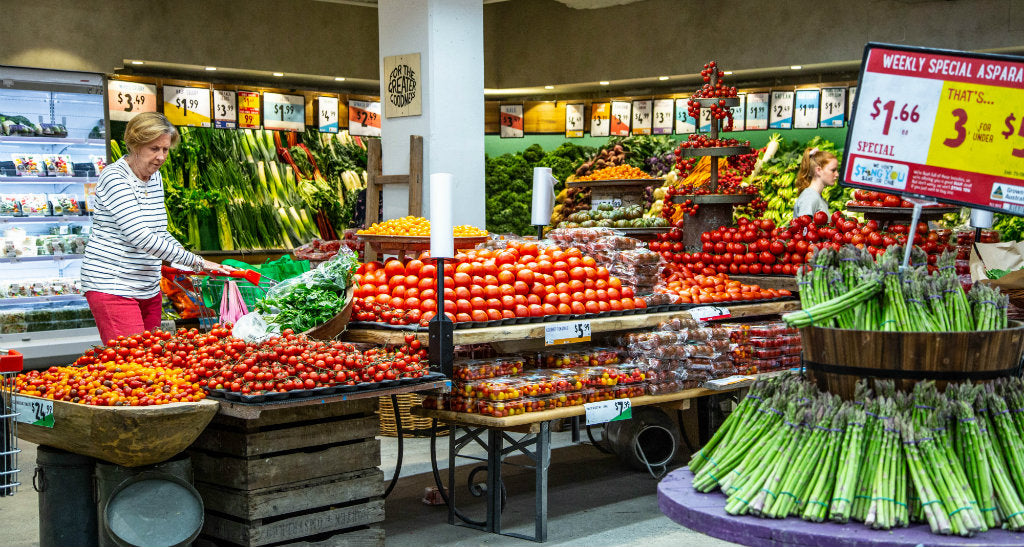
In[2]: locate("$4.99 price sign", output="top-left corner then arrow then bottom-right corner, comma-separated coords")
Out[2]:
545,320 -> 591,346
585,398 -> 631,426
845,43 -> 1024,215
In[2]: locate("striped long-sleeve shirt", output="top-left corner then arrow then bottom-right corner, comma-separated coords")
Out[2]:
80,157 -> 201,298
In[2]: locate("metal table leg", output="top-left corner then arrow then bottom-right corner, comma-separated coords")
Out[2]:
487,428 -> 503,533
536,421 -> 550,542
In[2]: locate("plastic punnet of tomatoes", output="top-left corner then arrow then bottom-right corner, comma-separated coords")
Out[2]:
477,398 -> 526,417
519,373 -> 559,397
535,392 -> 586,409
461,378 -> 525,400
646,381 -> 682,396
582,387 -> 616,403
611,363 -> 647,384
541,350 -> 589,369
584,347 -> 622,366
576,366 -> 620,387
613,384 -> 646,399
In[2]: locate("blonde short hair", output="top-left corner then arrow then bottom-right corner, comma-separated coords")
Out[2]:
123,112 -> 180,153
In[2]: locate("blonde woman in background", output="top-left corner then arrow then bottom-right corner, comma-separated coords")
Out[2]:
792,147 -> 839,219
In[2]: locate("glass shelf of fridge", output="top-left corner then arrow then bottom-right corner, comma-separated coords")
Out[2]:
1,88 -> 107,179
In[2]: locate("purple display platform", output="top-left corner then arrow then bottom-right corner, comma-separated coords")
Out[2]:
658,468 -> 1023,547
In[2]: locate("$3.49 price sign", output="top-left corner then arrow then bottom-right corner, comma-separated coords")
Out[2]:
162,85 -> 211,127
585,398 -> 631,426
108,80 -> 157,122
545,320 -> 591,346
845,44 -> 1024,215
14,397 -> 54,428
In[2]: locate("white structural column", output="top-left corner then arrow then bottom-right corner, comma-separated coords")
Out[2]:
377,0 -> 485,228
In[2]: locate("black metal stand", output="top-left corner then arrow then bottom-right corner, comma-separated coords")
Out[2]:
535,225 -> 545,240
429,257 -> 455,378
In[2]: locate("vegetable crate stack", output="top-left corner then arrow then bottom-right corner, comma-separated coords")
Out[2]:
188,398 -> 384,547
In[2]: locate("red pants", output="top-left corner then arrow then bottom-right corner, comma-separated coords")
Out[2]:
85,291 -> 163,344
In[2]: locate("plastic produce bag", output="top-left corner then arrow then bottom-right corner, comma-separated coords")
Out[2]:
219,280 -> 249,324
232,311 -> 279,343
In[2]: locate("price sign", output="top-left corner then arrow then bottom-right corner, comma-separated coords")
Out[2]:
631,99 -> 653,135
213,90 -> 237,129
545,320 -> 591,346
848,86 -> 858,119
699,107 -> 713,133
237,91 -> 261,129
585,399 -> 632,426
592,198 -> 622,208
745,92 -> 769,130
820,88 -> 847,128
14,397 -> 54,428
499,104 -> 524,138
610,101 -> 631,136
591,103 -> 610,137
843,43 -> 1024,215
793,89 -> 820,129
675,98 -> 696,134
726,94 -> 746,131
263,93 -> 305,132
652,99 -> 674,135
108,80 -> 156,122
688,306 -> 732,321
318,96 -> 339,133
162,85 -> 211,127
769,91 -> 795,129
565,103 -> 585,138
348,99 -> 381,137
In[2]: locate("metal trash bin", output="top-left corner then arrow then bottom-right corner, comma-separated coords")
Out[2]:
35,445 -> 99,547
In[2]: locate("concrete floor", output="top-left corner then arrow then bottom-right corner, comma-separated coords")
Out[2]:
0,431 -> 739,547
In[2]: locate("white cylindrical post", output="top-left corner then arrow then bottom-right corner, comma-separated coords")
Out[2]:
430,172 -> 455,258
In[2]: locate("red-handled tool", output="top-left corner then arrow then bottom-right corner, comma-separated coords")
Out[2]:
160,265 -> 262,286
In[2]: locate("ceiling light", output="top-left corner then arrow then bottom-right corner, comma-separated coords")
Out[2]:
131,61 -> 144,65
790,65 -> 802,70
723,71 -> 733,75
334,77 -> 346,81
273,72 -> 284,77
599,81 -> 610,86
544,85 -> 554,89
658,76 -> 669,81
205,67 -> 217,71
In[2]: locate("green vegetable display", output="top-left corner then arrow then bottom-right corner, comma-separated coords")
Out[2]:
254,248 -> 359,333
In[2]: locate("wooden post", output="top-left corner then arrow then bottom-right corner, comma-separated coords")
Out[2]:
363,135 -> 424,262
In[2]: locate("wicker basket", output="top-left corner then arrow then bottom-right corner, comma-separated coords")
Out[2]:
378,394 -> 447,437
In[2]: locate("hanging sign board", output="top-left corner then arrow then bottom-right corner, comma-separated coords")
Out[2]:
499,104 -> 524,138
820,87 -> 847,128
108,80 -> 156,122
383,52 -> 421,118
652,99 -> 674,135
591,102 -> 610,137
848,86 -> 858,119
263,92 -> 304,132
726,94 -> 746,131
631,99 -> 653,135
162,86 -> 211,127
565,103 -> 585,138
793,89 -> 820,129
745,92 -> 769,130
237,91 -> 261,129
610,101 -> 631,136
675,98 -> 696,134
769,91 -> 795,129
318,96 -> 339,133
212,90 -> 237,129
843,42 -> 1024,215
348,99 -> 381,137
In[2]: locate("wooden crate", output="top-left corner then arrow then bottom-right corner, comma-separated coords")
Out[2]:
189,398 -> 385,547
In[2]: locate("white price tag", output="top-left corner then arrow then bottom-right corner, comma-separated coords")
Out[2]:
704,375 -> 755,390
349,99 -> 381,137
793,89 -> 820,129
545,320 -> 591,346
745,92 -> 769,130
263,92 -> 305,132
565,103 -> 585,138
675,98 -> 696,134
688,306 -> 731,321
770,91 -> 795,129
699,107 -> 714,133
318,96 -> 339,133
631,99 -> 653,135
592,198 -> 622,208
820,88 -> 846,128
163,85 -> 212,127
213,90 -> 237,129
14,397 -> 54,428
652,99 -> 674,135
585,399 -> 632,426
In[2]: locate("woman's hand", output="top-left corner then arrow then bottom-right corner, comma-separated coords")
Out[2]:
201,259 -> 237,275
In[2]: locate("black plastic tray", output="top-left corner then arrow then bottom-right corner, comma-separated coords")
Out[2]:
204,371 -> 447,405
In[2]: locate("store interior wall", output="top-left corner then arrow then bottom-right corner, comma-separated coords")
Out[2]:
3,0 -> 1021,91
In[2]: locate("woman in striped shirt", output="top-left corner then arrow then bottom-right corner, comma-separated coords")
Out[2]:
81,112 -> 232,344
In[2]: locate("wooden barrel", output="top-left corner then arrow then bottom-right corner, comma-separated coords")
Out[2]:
799,321 -> 1024,399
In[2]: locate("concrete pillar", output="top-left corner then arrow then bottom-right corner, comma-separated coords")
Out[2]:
377,0 -> 485,228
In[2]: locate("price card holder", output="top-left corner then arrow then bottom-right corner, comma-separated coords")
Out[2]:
592,198 -> 622,208
843,42 -> 1024,216
631,99 -> 653,135
499,104 -> 524,138
108,80 -> 157,122
727,94 -> 746,131
565,103 -> 585,138
318,96 -> 339,133
675,98 -> 696,134
585,399 -> 632,426
652,99 -> 674,135
213,90 -> 237,129
545,320 -> 591,346
699,107 -> 713,133
14,397 -> 54,428
591,103 -> 610,137
162,85 -> 211,127
263,92 -> 305,132
793,89 -> 820,129
688,306 -> 731,321
770,91 -> 795,129
348,99 -> 381,137
237,91 -> 261,129
745,92 -> 769,130
820,88 -> 847,128
610,101 -> 631,137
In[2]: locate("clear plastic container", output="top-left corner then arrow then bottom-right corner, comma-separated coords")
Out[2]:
613,383 -> 646,399
747,322 -> 797,337
582,387 -> 616,403
577,366 -> 620,387
540,350 -> 590,369
458,378 -> 525,400
657,317 -> 701,331
611,363 -> 647,384
585,347 -> 622,367
478,398 -> 526,417
646,381 -> 682,396
446,395 -> 479,413
519,373 -> 560,397
548,369 -> 584,392
528,392 -> 585,411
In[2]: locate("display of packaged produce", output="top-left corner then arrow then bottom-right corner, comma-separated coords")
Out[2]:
533,391 -> 585,409
577,366 -> 620,387
422,394 -> 445,410
613,384 -> 646,398
582,387 -> 616,403
42,155 -> 73,176
709,367 -> 739,379
632,357 -> 685,371
746,322 -> 798,337
637,344 -> 691,359
0,195 -> 18,214
46,193 -> 79,215
610,271 -> 661,288
688,356 -> 736,371
746,334 -> 801,348
779,355 -> 801,367
452,356 -> 524,381
540,349 -> 589,369
478,398 -> 526,417
646,380 -> 682,395
586,235 -> 642,252
0,278 -> 82,298
612,363 -> 647,384
658,317 -> 701,331
688,326 -> 732,341
620,330 -> 688,350
687,339 -> 732,357
585,347 -> 622,366
643,293 -> 678,306
614,248 -> 662,265
16,194 -> 48,215
12,155 -> 44,176
546,227 -> 618,245
519,373 -> 561,397
457,377 -> 524,400
642,367 -> 677,384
